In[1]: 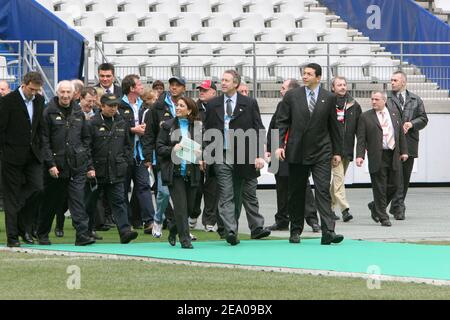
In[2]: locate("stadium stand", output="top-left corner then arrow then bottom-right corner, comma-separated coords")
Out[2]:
34,0 -> 450,114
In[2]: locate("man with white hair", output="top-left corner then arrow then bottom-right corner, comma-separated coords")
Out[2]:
0,80 -> 11,97
37,80 -> 94,246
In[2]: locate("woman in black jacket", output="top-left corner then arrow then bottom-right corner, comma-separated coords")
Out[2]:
156,97 -> 202,249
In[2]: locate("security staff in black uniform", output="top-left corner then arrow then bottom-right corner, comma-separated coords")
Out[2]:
85,94 -> 138,244
37,80 -> 94,246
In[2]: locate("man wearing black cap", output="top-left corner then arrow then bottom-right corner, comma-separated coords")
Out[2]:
142,76 -> 186,237
190,80 -> 219,232
85,94 -> 139,244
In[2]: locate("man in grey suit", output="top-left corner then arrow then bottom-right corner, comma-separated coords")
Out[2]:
356,92 -> 409,227
275,63 -> 344,245
387,71 -> 428,220
204,70 -> 270,245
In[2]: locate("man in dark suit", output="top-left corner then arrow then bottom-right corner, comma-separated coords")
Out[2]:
266,79 -> 320,233
275,63 -> 344,245
356,91 -> 409,227
94,63 -> 123,97
387,71 -> 428,220
204,70 -> 268,245
0,72 -> 45,247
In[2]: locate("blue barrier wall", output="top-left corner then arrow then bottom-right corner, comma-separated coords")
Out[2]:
319,0 -> 450,89
0,0 -> 84,81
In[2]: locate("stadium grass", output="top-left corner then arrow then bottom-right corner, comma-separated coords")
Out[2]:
2,214 -> 450,299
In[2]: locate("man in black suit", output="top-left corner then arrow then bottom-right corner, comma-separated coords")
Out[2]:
95,63 -> 123,98
204,70 -> 268,245
0,72 -> 45,247
356,91 -> 409,227
387,71 -> 428,220
275,63 -> 344,245
266,79 -> 320,233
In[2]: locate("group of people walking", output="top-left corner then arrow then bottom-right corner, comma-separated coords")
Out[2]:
0,61 -> 427,249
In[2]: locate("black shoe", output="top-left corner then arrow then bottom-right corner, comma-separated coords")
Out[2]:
332,211 -> 340,220
311,223 -> 321,233
321,231 -> 344,245
267,223 -> 289,231
168,230 -> 177,246
289,233 -> 301,243
342,209 -> 353,222
251,228 -> 271,239
380,219 -> 392,227
38,237 -> 51,245
22,233 -> 34,245
91,231 -> 103,240
7,240 -> 20,248
181,241 -> 194,249
120,230 -> 138,244
75,234 -> 96,246
96,224 -> 111,232
162,218 -> 168,230
54,229 -> 64,238
143,222 -> 153,234
393,212 -> 405,221
226,232 -> 240,246
368,202 -> 380,223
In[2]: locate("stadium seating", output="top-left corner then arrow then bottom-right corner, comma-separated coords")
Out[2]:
39,0 -> 448,113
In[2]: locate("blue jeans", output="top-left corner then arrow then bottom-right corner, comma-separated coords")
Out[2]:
125,160 -> 155,224
155,171 -> 170,224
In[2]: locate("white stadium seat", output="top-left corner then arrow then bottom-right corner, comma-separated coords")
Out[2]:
301,12 -> 327,34
149,0 -> 182,20
78,12 -> 107,31
237,13 -> 265,35
86,0 -> 119,19
184,0 -> 213,20
205,13 -> 235,35
247,0 -> 275,20
119,1 -> 150,19
215,0 -> 244,20
270,13 -> 297,35
98,27 -> 128,55
173,12 -> 203,34
58,0 -> 86,19
139,13 -> 171,35
107,12 -> 139,34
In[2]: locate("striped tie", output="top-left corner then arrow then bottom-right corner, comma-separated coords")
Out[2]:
308,91 -> 316,114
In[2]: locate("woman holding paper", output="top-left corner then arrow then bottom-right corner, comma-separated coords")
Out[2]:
156,97 -> 202,249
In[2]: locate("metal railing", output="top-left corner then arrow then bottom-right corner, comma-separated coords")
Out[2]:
0,40 -> 21,89
23,40 -> 58,101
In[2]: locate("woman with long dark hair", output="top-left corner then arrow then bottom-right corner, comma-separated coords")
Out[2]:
156,96 -> 203,249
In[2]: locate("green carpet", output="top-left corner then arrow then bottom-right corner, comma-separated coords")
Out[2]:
8,239 -> 450,281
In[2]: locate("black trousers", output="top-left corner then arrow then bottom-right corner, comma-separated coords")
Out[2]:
390,157 -> 415,215
168,176 -> 198,245
370,150 -> 401,221
191,171 -> 219,226
1,158 -> 43,242
274,174 -> 319,227
86,182 -> 131,234
288,160 -> 336,235
37,172 -> 89,239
